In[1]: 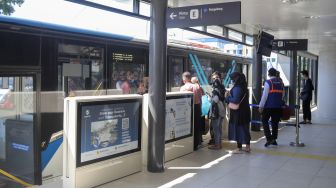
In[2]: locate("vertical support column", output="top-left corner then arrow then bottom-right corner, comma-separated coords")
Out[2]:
223,27 -> 229,38
133,0 -> 140,14
63,76 -> 69,97
314,57 -> 318,105
147,0 -> 167,172
35,72 -> 42,185
251,43 -> 262,131
296,56 -> 302,106
289,51 -> 297,115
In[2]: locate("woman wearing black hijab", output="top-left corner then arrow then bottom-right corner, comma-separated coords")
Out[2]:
225,72 -> 251,153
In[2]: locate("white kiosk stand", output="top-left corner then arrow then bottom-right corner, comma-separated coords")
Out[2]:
63,95 -> 142,188
142,92 -> 194,165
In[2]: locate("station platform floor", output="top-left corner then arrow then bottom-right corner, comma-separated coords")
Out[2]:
39,109 -> 336,188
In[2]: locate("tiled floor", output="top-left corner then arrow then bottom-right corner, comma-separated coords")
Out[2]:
89,116 -> 336,188
20,112 -> 336,188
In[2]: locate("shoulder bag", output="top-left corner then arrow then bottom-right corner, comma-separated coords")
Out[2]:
228,93 -> 246,110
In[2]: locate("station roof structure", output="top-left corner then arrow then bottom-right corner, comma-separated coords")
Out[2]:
172,0 -> 336,55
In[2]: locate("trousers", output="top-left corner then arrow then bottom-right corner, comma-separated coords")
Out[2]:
302,100 -> 311,121
262,108 -> 282,141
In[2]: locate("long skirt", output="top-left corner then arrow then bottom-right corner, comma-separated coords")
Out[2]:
228,122 -> 251,144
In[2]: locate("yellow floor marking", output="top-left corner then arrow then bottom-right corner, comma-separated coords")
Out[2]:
253,148 -> 336,162
0,169 -> 32,187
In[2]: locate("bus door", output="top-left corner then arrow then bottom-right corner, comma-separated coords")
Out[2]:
0,73 -> 41,185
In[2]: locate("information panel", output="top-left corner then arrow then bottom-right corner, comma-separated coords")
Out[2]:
166,2 -> 241,28
77,99 -> 141,167
165,95 -> 193,142
272,39 -> 308,51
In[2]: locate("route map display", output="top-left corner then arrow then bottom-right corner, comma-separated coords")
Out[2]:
165,96 -> 193,142
77,100 -> 141,166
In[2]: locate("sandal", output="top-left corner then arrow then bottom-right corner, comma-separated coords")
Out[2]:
244,148 -> 251,153
232,149 -> 244,154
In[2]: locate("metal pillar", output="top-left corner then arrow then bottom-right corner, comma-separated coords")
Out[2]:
147,0 -> 167,172
296,56 -> 302,106
289,51 -> 297,115
290,105 -> 305,147
251,50 -> 262,131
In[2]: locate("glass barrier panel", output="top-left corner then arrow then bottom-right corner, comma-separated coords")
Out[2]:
0,76 -> 36,184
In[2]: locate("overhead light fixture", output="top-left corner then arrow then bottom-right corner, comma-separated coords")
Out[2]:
324,31 -> 332,36
281,0 -> 301,4
303,15 -> 321,19
324,31 -> 336,37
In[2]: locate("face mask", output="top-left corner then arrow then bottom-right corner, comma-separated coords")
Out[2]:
228,80 -> 233,88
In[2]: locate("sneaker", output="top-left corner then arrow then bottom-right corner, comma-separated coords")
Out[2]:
307,121 -> 312,124
271,140 -> 278,146
208,145 -> 221,150
299,121 -> 306,124
264,141 -> 272,147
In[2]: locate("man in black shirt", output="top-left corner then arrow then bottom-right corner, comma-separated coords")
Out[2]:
300,70 -> 314,124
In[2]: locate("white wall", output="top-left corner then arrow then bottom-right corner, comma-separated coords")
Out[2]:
316,47 -> 336,122
277,54 -> 291,86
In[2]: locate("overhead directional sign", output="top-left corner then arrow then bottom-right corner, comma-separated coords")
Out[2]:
272,39 -> 308,51
166,2 -> 241,28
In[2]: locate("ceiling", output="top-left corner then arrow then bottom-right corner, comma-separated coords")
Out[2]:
169,0 -> 336,55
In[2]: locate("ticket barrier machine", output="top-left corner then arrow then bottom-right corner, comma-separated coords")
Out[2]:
61,92 -> 194,187
63,95 -> 142,188
142,92 -> 194,165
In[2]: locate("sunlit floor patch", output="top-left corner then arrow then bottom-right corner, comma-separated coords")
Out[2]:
168,152 -> 233,170
253,148 -> 336,162
158,173 -> 196,188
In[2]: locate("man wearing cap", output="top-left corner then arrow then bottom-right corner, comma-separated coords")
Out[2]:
259,68 -> 284,147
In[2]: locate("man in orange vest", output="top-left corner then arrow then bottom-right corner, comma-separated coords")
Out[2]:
259,68 -> 284,147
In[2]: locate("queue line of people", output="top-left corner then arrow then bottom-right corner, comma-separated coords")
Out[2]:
180,67 -> 314,153
180,71 -> 251,152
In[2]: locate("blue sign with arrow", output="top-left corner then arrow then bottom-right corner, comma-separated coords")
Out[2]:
166,2 -> 241,28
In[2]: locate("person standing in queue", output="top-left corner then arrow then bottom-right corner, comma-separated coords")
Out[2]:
226,72 -> 251,153
208,72 -> 225,150
300,70 -> 314,124
207,72 -> 225,145
259,68 -> 284,147
191,77 -> 205,142
180,72 -> 202,150
191,77 -> 204,97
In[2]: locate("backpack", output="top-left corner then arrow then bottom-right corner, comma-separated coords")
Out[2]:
213,85 -> 226,102
219,85 -> 226,102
